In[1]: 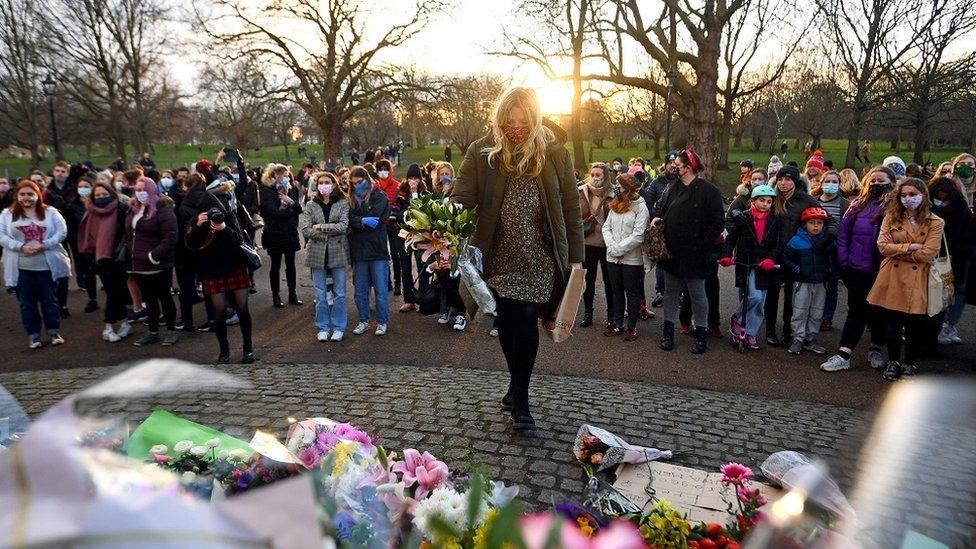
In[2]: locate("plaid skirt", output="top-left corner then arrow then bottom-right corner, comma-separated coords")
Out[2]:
203,268 -> 252,295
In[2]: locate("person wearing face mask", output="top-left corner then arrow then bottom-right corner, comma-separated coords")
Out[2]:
868,178 -> 944,381
601,173 -> 649,341
347,166 -> 391,336
70,177 -> 101,313
77,181 -> 132,343
579,163 -> 614,328
301,172 -> 351,342
642,151 -> 680,308
883,155 -> 907,181
610,157 -> 624,174
763,165 -> 827,348
820,166 -> 895,372
427,162 -> 467,328
812,171 -> 849,332
260,164 -> 303,308
727,168 -> 770,227
374,159 -> 404,297
950,153 -> 976,206
650,148 -> 725,354
396,163 -> 430,312
929,177 -> 973,347
1,180 -> 71,348
451,86 -> 584,431
123,176 -> 179,347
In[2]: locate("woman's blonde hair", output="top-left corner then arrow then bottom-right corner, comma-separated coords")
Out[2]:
838,168 -> 861,197
261,163 -> 289,187
484,86 -> 554,178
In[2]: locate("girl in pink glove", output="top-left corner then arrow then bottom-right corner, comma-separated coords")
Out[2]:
720,185 -> 783,349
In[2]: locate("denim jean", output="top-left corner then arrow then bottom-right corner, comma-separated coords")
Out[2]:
16,269 -> 61,338
655,265 -> 665,294
312,266 -> 347,333
353,260 -> 390,324
738,271 -> 767,337
946,255 -> 971,326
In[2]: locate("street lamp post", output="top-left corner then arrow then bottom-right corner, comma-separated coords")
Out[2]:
664,66 -> 676,153
42,74 -> 62,161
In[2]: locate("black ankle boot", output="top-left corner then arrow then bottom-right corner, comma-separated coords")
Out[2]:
579,308 -> 594,328
660,321 -> 675,351
273,293 -> 285,308
501,383 -> 515,411
692,326 -> 708,354
766,327 -> 781,347
510,389 -> 535,430
288,290 -> 303,306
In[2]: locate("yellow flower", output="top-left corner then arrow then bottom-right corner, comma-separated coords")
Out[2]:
577,516 -> 596,538
330,442 -> 355,476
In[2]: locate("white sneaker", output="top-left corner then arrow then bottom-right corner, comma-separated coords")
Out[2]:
938,323 -> 953,345
116,322 -> 133,339
317,331 -> 329,342
867,349 -> 887,370
437,313 -> 450,325
820,354 -> 851,372
102,326 -> 121,343
949,324 -> 962,345
375,324 -> 387,336
330,331 -> 344,342
50,334 -> 65,346
453,314 -> 467,331
28,337 -> 42,349
352,322 -> 369,335
489,328 -> 499,337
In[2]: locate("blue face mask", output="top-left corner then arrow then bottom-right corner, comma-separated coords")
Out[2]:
821,182 -> 839,196
354,181 -> 371,197
77,187 -> 92,198
279,176 -> 291,186
439,176 -> 453,187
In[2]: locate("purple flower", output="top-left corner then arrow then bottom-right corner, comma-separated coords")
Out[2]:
335,423 -> 372,446
555,502 -> 609,528
333,511 -> 357,540
299,446 -> 321,468
236,470 -> 255,490
316,430 -> 340,453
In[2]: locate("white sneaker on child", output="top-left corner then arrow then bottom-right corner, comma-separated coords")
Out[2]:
102,326 -> 121,343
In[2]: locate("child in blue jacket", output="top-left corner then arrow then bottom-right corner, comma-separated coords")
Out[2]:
783,207 -> 836,355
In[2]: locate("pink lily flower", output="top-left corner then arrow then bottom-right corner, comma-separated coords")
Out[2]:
518,514 -> 644,549
376,481 -> 417,524
391,449 -> 449,499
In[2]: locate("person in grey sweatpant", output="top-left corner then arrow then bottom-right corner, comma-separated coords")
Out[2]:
792,282 -> 827,346
781,206 -> 836,355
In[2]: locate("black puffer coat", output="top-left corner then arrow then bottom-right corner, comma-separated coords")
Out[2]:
656,177 -> 725,279
348,189 -> 390,263
259,183 -> 302,253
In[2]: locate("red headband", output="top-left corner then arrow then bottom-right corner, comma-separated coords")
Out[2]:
683,148 -> 701,172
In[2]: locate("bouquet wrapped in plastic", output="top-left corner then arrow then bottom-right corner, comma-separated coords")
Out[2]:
399,196 -> 496,315
573,424 -> 673,473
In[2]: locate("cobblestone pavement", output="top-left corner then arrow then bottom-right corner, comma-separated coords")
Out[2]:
2,363 -> 974,548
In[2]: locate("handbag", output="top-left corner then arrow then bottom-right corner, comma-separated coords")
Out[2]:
546,265 -> 586,343
580,187 -> 597,237
113,240 -> 128,265
927,233 -> 954,317
239,232 -> 262,272
643,223 -> 672,263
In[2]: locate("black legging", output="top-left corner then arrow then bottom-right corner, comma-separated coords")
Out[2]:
268,250 -> 297,296
390,229 -> 408,293
838,268 -> 886,350
680,265 -> 720,328
764,275 -> 796,338
436,270 -> 465,314
209,288 -> 252,356
582,244 -> 613,319
883,309 -> 926,364
96,260 -> 129,324
132,269 -> 176,332
496,297 -> 540,392
175,252 -> 200,325
607,263 -> 642,330
77,252 -> 98,300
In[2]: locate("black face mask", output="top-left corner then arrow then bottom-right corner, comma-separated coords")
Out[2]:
870,184 -> 892,197
93,197 -> 113,208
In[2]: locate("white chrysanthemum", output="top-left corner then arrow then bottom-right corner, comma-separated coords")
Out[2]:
181,471 -> 197,483
217,450 -> 230,460
412,486 -> 487,538
206,438 -> 221,448
229,448 -> 249,460
149,444 -> 168,455
174,440 -> 193,453
189,446 -> 208,457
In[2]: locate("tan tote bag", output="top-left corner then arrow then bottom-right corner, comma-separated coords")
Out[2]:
927,233 -> 954,317
548,266 -> 586,343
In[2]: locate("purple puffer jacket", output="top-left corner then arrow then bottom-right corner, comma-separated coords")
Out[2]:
837,198 -> 884,272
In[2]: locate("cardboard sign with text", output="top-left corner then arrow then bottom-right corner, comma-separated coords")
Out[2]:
612,461 -> 780,524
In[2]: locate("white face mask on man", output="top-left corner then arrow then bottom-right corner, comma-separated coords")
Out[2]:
377,170 -> 390,179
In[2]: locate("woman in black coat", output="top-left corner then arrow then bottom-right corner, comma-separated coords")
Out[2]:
651,148 -> 725,354
259,164 -> 303,308
930,176 -> 974,346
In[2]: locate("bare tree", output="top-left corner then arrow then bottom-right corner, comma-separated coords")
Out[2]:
0,0 -> 47,165
625,87 -> 667,160
197,0 -> 445,158
432,74 -> 505,154
814,0 -> 951,167
198,60 -> 274,150
587,0 -> 757,179
493,0 -> 601,168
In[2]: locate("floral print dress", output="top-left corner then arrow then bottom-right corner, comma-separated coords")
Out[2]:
488,174 -> 555,303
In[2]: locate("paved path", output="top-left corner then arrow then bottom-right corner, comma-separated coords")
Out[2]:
2,363 -> 973,548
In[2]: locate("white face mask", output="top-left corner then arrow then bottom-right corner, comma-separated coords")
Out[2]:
933,198 -> 948,207
377,170 -> 390,179
318,183 -> 333,196
78,187 -> 92,197
114,181 -> 124,192
135,191 -> 150,203
160,178 -> 173,190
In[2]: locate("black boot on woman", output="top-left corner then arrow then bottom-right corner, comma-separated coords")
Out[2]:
661,321 -> 676,350
692,326 -> 708,354
511,389 -> 535,430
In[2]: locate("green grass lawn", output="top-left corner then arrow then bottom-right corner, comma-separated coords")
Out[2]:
2,139 -> 965,195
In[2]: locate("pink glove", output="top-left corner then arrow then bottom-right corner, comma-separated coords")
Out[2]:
757,258 -> 775,272
719,257 -> 734,268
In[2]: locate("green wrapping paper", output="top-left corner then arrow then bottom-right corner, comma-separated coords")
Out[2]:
126,409 -> 252,459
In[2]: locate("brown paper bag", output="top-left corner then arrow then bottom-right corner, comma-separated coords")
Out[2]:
548,266 -> 586,343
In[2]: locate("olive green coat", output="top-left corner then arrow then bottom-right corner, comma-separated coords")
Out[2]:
451,121 -> 585,316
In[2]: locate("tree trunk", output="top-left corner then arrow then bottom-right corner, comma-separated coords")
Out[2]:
570,51 -> 585,170
652,137 -> 661,160
716,95 -> 733,171
687,32 -> 721,180
844,108 -> 865,169
913,115 -> 927,165
733,130 -> 743,148
321,119 -> 344,160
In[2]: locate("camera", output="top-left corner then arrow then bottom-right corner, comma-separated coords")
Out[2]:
222,147 -> 241,165
207,207 -> 226,225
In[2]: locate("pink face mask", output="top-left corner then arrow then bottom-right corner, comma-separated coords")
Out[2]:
0,183 -> 9,194
502,124 -> 530,145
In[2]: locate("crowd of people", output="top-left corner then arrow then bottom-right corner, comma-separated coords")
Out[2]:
1,88 -> 974,428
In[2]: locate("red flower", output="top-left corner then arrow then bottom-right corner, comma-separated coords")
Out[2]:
720,463 -> 753,486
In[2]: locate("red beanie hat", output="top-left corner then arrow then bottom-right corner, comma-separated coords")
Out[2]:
195,160 -> 212,174
805,151 -> 826,172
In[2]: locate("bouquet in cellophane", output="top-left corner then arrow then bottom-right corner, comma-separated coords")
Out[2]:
399,196 -> 496,315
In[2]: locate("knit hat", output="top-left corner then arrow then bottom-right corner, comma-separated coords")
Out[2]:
776,165 -> 802,187
883,155 -> 906,177
739,159 -> 754,168
406,163 -> 423,180
805,151 -> 826,173
767,155 -> 783,176
665,151 -> 679,163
